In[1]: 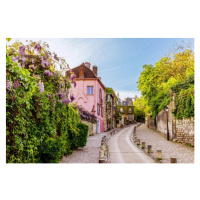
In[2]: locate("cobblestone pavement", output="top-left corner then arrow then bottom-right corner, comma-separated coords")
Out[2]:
60,127 -> 123,163
135,124 -> 194,163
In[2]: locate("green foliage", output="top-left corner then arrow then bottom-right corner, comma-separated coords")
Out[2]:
137,46 -> 194,117
76,123 -> 89,147
133,97 -> 150,120
106,87 -> 116,96
6,40 -> 85,163
172,75 -> 194,119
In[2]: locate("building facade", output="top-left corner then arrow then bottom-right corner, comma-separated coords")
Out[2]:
66,62 -> 106,133
105,87 -> 118,131
116,97 -> 134,126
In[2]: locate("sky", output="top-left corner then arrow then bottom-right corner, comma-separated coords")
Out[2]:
11,38 -> 194,99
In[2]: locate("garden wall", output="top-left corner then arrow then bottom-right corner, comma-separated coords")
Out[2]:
80,119 -> 97,136
176,117 -> 194,145
156,101 -> 194,145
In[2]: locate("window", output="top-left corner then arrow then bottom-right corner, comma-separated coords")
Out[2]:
87,86 -> 94,94
101,106 -> 103,117
97,103 -> 100,115
99,88 -> 102,98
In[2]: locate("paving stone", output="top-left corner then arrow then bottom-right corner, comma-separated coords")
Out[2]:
60,127 -> 122,163
136,124 -> 194,163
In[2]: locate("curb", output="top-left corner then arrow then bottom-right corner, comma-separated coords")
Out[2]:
130,124 -> 162,163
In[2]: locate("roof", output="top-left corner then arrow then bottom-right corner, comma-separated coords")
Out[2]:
66,63 -> 97,79
118,97 -> 133,106
66,63 -> 106,90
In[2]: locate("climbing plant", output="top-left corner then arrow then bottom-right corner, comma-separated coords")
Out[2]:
171,73 -> 194,119
6,39 -> 88,163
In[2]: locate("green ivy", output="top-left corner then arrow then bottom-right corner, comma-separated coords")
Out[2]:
6,43 -> 88,163
172,73 -> 194,119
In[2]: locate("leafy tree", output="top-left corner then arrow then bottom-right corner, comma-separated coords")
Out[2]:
133,97 -> 151,120
137,43 -> 194,117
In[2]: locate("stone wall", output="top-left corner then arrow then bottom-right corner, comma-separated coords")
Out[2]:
80,119 -> 97,136
156,101 -> 194,144
176,117 -> 194,145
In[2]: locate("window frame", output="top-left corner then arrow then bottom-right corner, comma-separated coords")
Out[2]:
101,106 -> 104,117
87,86 -> 94,95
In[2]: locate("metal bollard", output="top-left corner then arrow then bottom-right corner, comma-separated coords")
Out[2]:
157,150 -> 162,159
134,126 -> 136,134
101,145 -> 106,151
142,142 -> 145,149
99,150 -> 105,163
134,136 -> 137,142
170,158 -> 177,163
147,145 -> 152,153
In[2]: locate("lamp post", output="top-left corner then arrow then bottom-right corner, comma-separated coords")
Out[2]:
165,106 -> 169,140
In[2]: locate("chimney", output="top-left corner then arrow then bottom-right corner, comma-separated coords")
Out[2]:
79,66 -> 84,78
93,65 -> 98,76
84,62 -> 91,69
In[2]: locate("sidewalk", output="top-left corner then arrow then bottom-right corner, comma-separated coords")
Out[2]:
135,124 -> 194,163
60,126 -> 124,163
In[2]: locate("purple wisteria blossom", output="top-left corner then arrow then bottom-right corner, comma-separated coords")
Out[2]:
22,57 -> 26,64
19,46 -> 25,56
62,98 -> 70,104
70,94 -> 75,102
47,94 -> 52,98
18,63 -> 22,68
13,79 -> 21,90
58,90 -> 67,99
39,55 -> 43,61
70,74 -> 76,83
45,60 -> 50,66
26,45 -> 30,53
74,82 -> 77,88
12,57 -> 15,62
54,54 -> 59,61
44,70 -> 53,77
34,44 -> 41,52
38,82 -> 44,94
6,79 -> 12,91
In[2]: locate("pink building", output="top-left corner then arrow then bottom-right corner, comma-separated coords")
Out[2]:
66,62 -> 106,133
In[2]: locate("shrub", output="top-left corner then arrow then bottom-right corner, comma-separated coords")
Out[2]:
6,40 -> 82,163
38,138 -> 63,163
76,123 -> 89,147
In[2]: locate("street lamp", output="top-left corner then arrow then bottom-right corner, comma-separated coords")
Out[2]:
165,106 -> 169,140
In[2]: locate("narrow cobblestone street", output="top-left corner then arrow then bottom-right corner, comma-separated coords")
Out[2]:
61,124 -> 194,163
135,124 -> 194,163
107,124 -> 155,163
